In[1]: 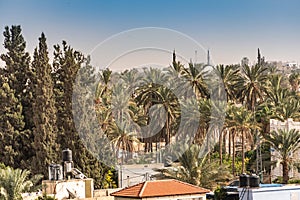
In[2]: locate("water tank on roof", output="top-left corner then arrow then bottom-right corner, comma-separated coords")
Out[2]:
239,174 -> 249,187
48,164 -> 63,180
62,148 -> 72,162
249,174 -> 260,188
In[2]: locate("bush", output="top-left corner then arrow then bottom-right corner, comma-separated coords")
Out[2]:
272,176 -> 283,183
288,179 -> 300,184
214,186 -> 227,200
36,194 -> 56,200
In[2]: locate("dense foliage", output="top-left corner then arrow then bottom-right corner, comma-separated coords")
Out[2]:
0,165 -> 42,200
1,25 -> 300,188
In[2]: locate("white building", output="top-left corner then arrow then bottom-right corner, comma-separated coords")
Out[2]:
238,185 -> 300,200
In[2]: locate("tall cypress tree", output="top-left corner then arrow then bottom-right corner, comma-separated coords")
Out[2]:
52,41 -> 84,150
31,33 -> 59,177
72,56 -> 112,188
53,43 -> 108,188
0,25 -> 34,131
0,26 -> 30,97
0,25 -> 34,169
0,74 -> 24,167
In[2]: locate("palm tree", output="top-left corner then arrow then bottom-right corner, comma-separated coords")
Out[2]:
154,144 -> 232,190
95,68 -> 113,130
264,129 -> 300,183
227,104 -> 255,173
214,64 -> 239,102
238,64 -> 268,112
257,74 -> 288,135
183,63 -> 209,99
136,68 -> 179,146
208,100 -> 227,165
96,68 -> 112,98
0,167 -> 42,200
265,74 -> 288,107
256,74 -> 300,136
275,97 -> 300,121
107,120 -> 139,163
289,72 -> 300,92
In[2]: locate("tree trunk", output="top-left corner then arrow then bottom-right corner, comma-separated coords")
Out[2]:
165,116 -> 170,145
219,129 -> 223,165
228,129 -> 231,158
282,160 -> 289,184
232,132 -> 236,175
242,129 -> 245,174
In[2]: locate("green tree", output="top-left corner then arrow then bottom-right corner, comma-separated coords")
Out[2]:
136,68 -> 179,146
275,97 -> 300,121
52,41 -> 84,150
264,129 -> 300,183
289,72 -> 300,92
227,105 -> 254,173
0,25 -> 34,169
107,120 -> 139,162
0,167 -> 42,200
214,64 -> 239,102
238,64 -> 268,111
0,26 -> 30,100
154,145 -> 232,190
72,57 -> 110,188
95,68 -> 112,106
31,33 -> 59,177
54,47 -> 108,188
0,77 -> 24,167
183,63 -> 209,99
95,68 -> 113,132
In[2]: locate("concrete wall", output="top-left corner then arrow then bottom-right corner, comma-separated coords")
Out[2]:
118,163 -> 164,187
94,188 -> 121,197
42,178 -> 94,200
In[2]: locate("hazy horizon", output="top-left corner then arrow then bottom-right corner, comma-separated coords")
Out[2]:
1,0 -> 299,70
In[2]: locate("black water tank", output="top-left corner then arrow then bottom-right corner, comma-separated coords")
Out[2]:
249,174 -> 260,188
239,174 -> 249,187
62,148 -> 72,162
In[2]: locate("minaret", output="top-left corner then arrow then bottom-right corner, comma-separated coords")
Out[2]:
257,48 -> 261,66
194,50 -> 197,65
173,49 -> 176,64
207,49 -> 210,65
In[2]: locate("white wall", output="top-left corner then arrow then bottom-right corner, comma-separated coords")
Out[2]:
239,185 -> 300,200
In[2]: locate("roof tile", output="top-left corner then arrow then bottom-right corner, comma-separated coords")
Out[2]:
111,179 -> 209,198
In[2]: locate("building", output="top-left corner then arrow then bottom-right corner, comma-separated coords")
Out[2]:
110,179 -> 210,200
42,178 -> 94,200
284,62 -> 299,69
238,184 -> 300,200
118,163 -> 164,188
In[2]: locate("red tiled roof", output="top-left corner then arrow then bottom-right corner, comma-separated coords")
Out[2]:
110,179 -> 210,198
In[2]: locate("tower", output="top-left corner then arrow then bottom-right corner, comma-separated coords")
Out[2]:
207,49 -> 210,65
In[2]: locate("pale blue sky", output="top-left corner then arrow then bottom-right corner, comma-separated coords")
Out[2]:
0,0 -> 299,69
